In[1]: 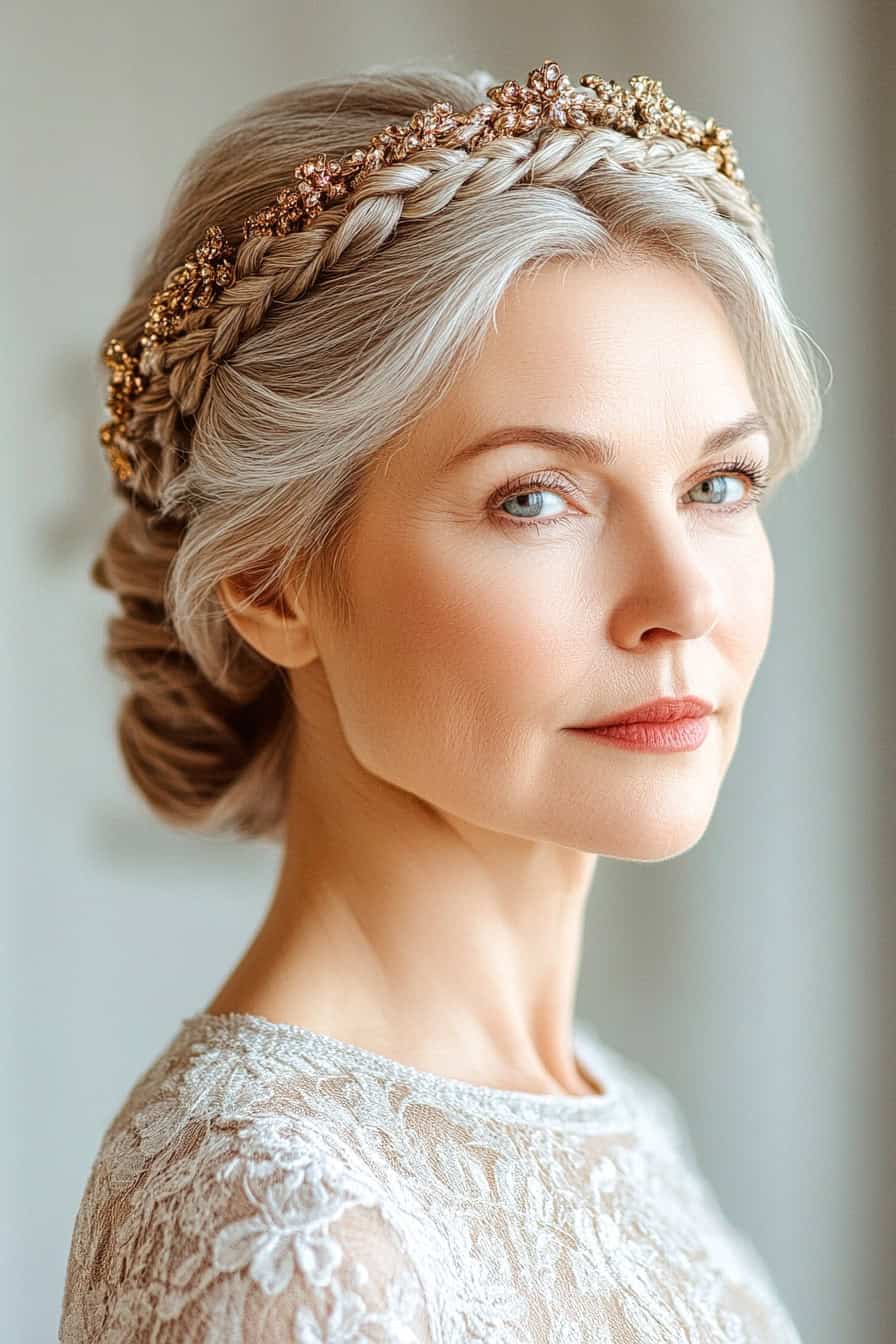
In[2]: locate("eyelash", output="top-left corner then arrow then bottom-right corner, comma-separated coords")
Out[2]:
487,451 -> 772,533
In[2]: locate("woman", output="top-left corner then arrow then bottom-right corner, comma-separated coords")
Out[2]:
59,60 -> 823,1342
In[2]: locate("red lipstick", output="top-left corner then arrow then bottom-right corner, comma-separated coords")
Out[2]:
568,696 -> 715,754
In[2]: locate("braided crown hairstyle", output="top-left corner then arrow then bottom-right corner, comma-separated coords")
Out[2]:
91,62 -> 825,842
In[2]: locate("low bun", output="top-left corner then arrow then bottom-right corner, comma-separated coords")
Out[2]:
92,505 -> 293,840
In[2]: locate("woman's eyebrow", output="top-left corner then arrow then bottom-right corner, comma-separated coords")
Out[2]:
440,410 -> 771,473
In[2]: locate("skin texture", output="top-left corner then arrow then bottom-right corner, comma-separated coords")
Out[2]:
209,254 -> 775,1098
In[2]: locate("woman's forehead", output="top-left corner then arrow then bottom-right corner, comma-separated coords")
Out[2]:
369,260 -> 757,492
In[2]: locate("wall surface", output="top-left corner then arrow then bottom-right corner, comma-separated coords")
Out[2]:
4,3 -> 892,1341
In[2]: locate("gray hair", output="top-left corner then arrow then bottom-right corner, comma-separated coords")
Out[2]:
91,62 -> 826,841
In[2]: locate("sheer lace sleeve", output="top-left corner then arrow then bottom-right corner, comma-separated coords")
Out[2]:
58,1109 -> 433,1343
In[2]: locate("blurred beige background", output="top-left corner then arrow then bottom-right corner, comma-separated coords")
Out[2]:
4,2 -> 894,1342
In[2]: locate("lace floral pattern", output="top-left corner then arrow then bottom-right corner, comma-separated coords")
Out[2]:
58,1011 -> 803,1343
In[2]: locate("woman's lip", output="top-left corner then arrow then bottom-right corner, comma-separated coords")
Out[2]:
571,716 -> 711,753
570,696 -> 715,729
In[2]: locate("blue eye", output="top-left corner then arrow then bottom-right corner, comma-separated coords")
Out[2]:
686,475 -> 747,506
490,453 -> 771,532
499,486 -> 567,521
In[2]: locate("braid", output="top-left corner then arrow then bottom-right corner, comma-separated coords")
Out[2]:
146,125 -> 773,479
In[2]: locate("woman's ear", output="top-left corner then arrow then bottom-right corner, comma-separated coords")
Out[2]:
216,573 -> 319,670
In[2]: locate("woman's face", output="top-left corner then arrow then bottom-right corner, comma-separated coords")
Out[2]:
302,255 -> 775,861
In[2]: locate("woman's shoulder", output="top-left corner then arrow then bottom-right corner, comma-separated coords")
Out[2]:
58,1012 -> 433,1342
574,1016 -> 704,1168
70,1009 -> 418,1216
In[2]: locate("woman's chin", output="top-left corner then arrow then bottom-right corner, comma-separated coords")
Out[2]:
580,812 -> 715,862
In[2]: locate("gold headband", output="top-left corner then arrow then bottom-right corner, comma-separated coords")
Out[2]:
100,60 -> 759,484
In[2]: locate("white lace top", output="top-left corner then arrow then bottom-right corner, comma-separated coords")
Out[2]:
58,1010 -> 803,1343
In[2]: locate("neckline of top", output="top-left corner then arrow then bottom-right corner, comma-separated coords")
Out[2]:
178,1010 -> 631,1130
